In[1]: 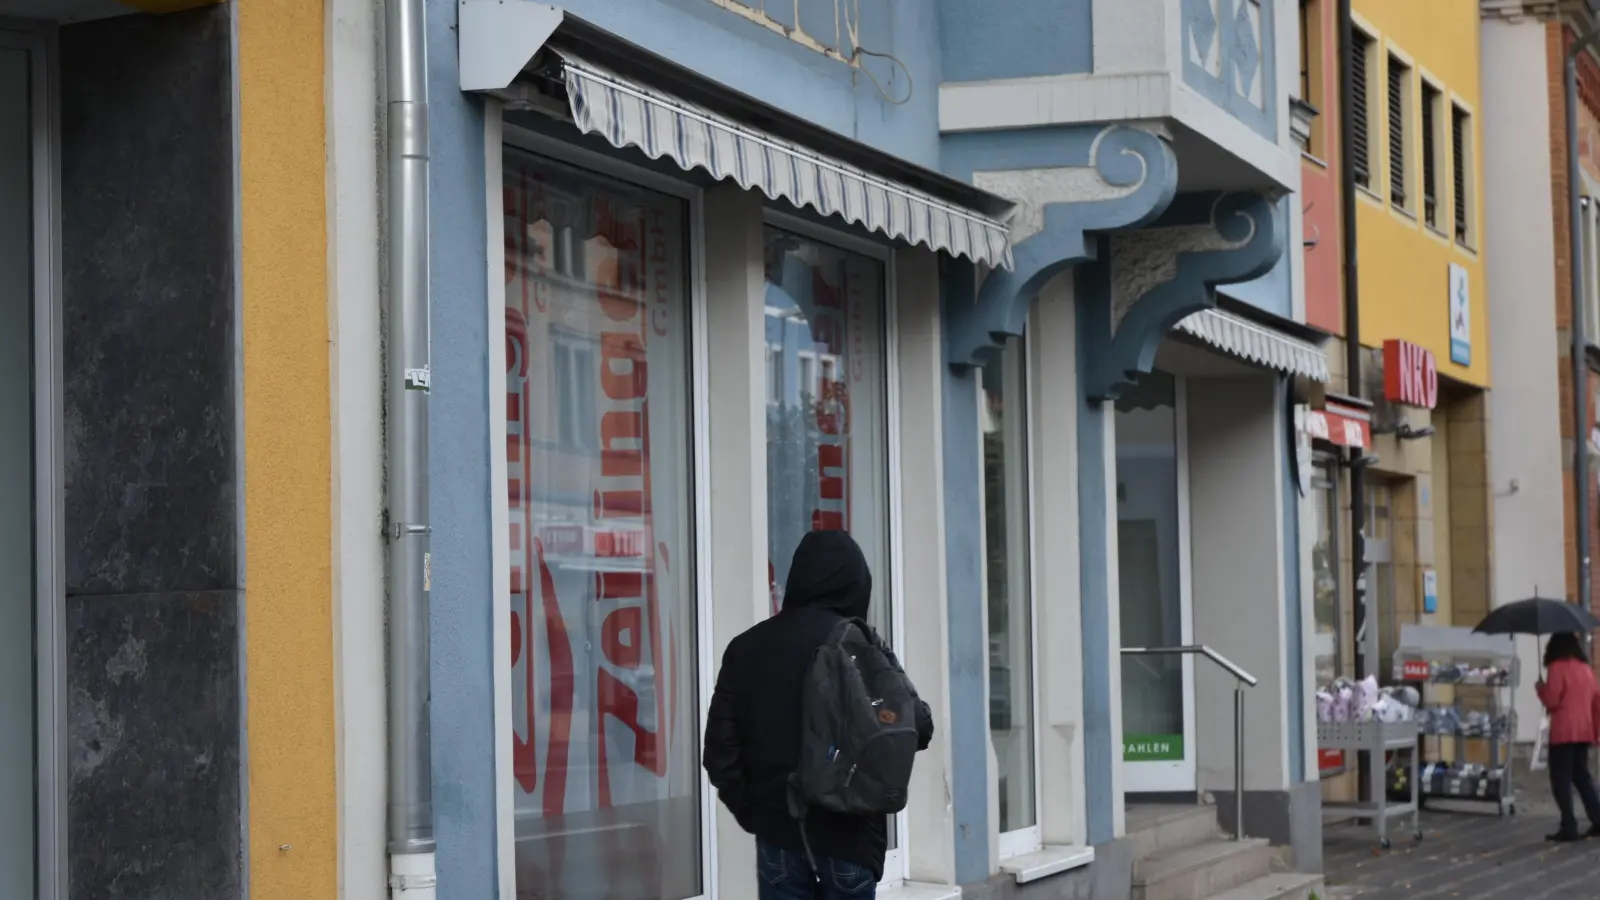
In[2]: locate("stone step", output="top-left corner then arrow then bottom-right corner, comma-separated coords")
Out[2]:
1206,873 -> 1325,900
1132,838 -> 1276,900
1125,804 -> 1225,861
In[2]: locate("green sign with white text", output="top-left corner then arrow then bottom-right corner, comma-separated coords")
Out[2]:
1124,733 -> 1185,762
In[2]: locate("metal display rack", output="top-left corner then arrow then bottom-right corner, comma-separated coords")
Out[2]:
1391,624 -> 1519,817
1318,718 -> 1422,849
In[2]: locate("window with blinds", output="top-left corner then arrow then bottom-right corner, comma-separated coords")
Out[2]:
1350,30 -> 1374,189
1421,81 -> 1442,229
1387,54 -> 1410,210
1452,104 -> 1473,246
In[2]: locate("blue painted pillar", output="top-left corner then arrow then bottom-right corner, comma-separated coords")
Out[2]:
1075,264 -> 1118,847
1280,379 -> 1306,784
940,261 -> 992,884
427,0 -> 498,895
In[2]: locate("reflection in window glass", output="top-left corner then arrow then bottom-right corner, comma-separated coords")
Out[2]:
502,149 -> 701,899
983,335 -> 1036,835
1115,372 -> 1185,762
762,228 -> 896,858
762,227 -> 890,642
1311,464 -> 1340,686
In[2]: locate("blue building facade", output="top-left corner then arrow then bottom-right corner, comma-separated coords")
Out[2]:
429,0 -> 1332,896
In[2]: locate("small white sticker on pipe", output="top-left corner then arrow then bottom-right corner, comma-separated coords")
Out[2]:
404,365 -> 431,392
423,552 -> 431,592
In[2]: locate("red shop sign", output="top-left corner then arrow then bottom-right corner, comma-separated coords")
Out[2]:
1304,401 -> 1371,448
1383,339 -> 1438,409
1401,660 -> 1432,681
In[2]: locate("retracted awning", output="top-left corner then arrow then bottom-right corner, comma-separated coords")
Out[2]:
456,2 -> 1014,270
553,50 -> 1012,269
1174,307 -> 1330,383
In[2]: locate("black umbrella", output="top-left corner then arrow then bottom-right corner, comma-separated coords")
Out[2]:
1473,596 -> 1600,636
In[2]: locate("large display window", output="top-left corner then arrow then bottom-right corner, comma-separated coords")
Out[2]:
501,147 -> 703,899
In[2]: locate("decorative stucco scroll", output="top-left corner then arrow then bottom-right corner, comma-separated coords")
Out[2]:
942,124 -> 1180,370
1080,190 -> 1282,401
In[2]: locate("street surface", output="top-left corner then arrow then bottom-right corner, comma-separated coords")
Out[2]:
1323,778 -> 1600,899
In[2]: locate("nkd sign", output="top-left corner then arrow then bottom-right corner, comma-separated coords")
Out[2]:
1383,339 -> 1438,409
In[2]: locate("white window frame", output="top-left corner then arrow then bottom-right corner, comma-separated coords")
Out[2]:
761,208 -> 910,887
989,322 -> 1046,861
489,112 -> 719,900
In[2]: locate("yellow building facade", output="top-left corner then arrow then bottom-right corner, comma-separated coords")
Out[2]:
1350,0 -> 1489,386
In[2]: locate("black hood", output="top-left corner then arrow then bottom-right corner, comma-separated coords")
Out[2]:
782,530 -> 872,620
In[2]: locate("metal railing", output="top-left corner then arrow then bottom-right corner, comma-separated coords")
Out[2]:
1120,645 -> 1259,841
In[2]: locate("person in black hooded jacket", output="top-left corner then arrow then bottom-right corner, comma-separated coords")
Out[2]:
703,530 -> 934,899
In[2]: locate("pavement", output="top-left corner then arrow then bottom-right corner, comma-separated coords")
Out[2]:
1322,774 -> 1600,899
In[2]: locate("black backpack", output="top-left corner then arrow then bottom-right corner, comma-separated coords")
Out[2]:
789,617 -> 921,826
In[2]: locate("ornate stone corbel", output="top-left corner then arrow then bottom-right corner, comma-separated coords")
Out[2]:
1080,190 -> 1282,401
942,125 -> 1180,370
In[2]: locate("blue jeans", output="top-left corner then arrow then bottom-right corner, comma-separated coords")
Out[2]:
757,838 -> 877,900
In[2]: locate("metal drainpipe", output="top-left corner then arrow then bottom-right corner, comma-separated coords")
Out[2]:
1568,29 -> 1598,615
1337,0 -> 1371,801
385,0 -> 436,895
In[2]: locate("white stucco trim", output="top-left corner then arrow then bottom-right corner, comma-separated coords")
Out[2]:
893,246 -> 959,889
1029,275 -> 1088,848
326,1 -> 387,895
938,75 -> 1298,192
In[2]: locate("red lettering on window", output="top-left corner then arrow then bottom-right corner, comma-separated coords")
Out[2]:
600,332 -> 648,400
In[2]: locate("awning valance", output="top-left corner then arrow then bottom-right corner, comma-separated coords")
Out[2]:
1174,307 -> 1330,383
552,50 -> 1014,270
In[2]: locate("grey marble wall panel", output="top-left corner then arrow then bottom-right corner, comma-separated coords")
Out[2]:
66,591 -> 242,900
57,7 -> 243,899
59,6 -> 237,597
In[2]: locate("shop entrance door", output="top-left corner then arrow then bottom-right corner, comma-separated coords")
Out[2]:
1115,372 -> 1196,793
1363,480 -> 1396,682
0,29 -> 37,899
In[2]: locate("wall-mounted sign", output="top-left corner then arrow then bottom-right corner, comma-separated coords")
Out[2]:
1383,339 -> 1439,409
1449,263 -> 1471,366
1423,568 -> 1438,614
1304,397 -> 1373,448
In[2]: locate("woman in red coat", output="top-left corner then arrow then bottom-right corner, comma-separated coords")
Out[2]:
1536,632 -> 1600,842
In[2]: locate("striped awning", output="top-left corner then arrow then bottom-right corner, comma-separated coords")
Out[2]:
1174,308 -> 1330,382
554,50 -> 1014,269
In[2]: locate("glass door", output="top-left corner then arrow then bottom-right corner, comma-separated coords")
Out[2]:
1115,372 -> 1196,792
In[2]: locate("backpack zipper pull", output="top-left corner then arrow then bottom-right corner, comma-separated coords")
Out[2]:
845,763 -> 858,786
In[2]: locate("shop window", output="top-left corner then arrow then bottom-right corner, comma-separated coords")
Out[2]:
982,334 -> 1038,854
1350,28 -> 1377,190
501,149 -> 703,899
1421,80 -> 1443,230
762,226 -> 891,637
1311,460 -> 1342,686
1452,103 -> 1475,247
1298,0 -> 1325,156
1386,53 -> 1412,212
762,226 -> 898,870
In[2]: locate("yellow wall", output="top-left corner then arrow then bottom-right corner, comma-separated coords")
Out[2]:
238,0 -> 338,897
1350,0 -> 1489,387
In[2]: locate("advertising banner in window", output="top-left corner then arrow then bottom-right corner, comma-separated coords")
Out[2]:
502,149 -> 702,899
